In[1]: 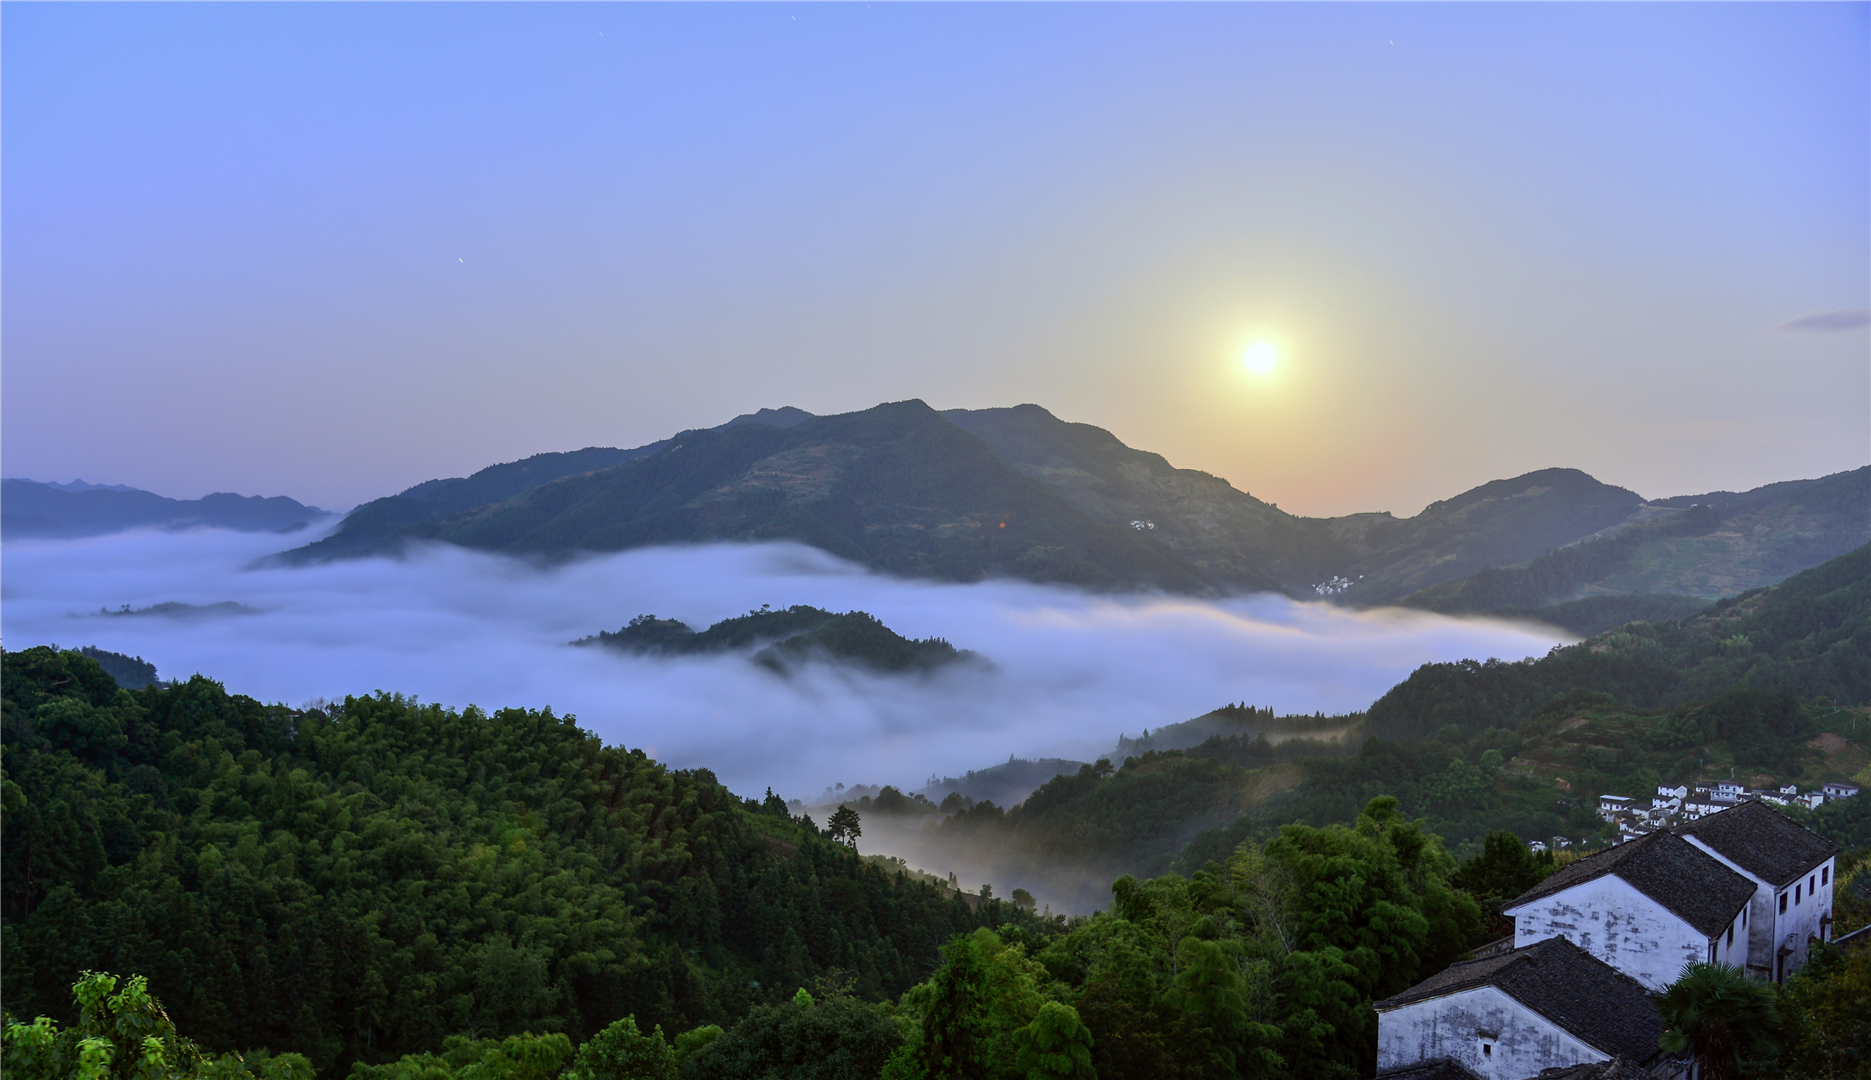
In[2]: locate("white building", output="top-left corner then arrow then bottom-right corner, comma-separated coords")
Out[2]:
1675,799 -> 1840,982
1375,936 -> 1667,1080
1501,831 -> 1755,991
1822,782 -> 1859,800
1597,795 -> 1635,822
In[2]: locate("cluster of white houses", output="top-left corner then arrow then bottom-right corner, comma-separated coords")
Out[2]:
1593,780 -> 1858,843
1375,800 -> 1840,1080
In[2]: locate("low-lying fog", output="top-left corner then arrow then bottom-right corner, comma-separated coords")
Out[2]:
2,527 -> 1568,802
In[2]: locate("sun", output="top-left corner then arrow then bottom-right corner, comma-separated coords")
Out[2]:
1242,342 -> 1278,374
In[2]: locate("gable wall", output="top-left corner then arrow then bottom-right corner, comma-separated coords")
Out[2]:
1681,838 -> 1834,981
1506,875 -> 1725,990
1377,985 -> 1604,1080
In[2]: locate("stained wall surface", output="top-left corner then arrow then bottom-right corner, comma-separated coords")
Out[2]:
1376,985 -> 1606,1080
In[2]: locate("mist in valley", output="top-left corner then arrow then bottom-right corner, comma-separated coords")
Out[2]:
4,526 -> 1570,908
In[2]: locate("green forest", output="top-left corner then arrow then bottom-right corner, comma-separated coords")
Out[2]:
880,545 -> 1871,900
5,544 -> 1869,1079
576,607 -> 968,675
0,647 -> 1041,1077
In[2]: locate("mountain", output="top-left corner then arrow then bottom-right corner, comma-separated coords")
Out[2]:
27,478 -> 142,493
1,479 -> 329,539
279,398 -> 1865,603
852,544 -> 1871,905
1323,468 -> 1659,605
286,400 -> 1214,592
1400,465 -> 1871,617
942,404 -> 1351,591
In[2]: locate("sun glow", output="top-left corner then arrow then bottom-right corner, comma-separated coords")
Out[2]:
1243,341 -> 1279,374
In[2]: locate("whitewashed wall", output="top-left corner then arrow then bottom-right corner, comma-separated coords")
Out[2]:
1506,875 -> 1738,991
1776,857 -> 1836,978
1681,839 -> 1835,982
1377,985 -> 1605,1080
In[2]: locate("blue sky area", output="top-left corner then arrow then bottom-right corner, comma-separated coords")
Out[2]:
4,3 -> 1866,514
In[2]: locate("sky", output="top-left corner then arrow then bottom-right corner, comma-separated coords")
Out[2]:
4,3 -> 1867,518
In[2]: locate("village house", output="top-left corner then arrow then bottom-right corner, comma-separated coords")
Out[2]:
1596,795 -> 1634,822
1374,936 -> 1669,1080
1674,800 -> 1839,982
1677,788 -> 1724,820
1821,781 -> 1859,800
1500,831 -> 1755,991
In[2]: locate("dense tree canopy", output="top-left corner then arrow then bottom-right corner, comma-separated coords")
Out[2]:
0,647 -> 1041,1076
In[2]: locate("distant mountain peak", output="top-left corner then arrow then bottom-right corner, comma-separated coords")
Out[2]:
723,406 -> 815,429
1,478 -> 328,540
6,478 -> 142,494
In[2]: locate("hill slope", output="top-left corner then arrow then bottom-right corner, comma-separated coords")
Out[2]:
576,605 -> 970,674
289,400 -> 1215,592
942,404 -> 1350,591
1401,465 -> 1871,617
281,398 -> 1863,602
0,646 -> 1038,1075
1328,468 -> 1658,605
1,479 -> 328,539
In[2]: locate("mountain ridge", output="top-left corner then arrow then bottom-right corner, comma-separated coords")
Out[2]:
274,399 -> 1867,604
1,479 -> 329,539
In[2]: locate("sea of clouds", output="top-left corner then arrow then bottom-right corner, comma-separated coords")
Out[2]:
1,526 -> 1570,801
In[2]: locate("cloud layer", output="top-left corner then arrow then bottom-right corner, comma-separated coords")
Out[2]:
2,528 -> 1567,800
1772,309 -> 1870,333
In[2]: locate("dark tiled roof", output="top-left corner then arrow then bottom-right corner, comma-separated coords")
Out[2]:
1503,831 -> 1755,938
1531,1059 -> 1655,1080
1674,799 -> 1839,887
1377,1059 -> 1482,1080
1376,937 -> 1663,1062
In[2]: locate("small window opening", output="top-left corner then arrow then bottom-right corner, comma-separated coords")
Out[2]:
1727,924 -> 1734,947
1780,893 -> 1788,914
1482,1044 -> 1492,1058
1823,866 -> 1830,886
1796,884 -> 1802,905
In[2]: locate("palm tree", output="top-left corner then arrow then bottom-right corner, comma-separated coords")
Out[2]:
1657,962 -> 1783,1080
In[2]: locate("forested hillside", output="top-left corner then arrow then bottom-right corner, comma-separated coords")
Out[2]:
941,404 -> 1350,592
7,536 -> 1869,1080
1399,465 -> 1870,618
884,544 -> 1871,901
577,606 -> 969,675
286,401 -> 1213,593
0,648 -> 1038,1076
1366,541 -> 1870,742
278,400 -> 1862,605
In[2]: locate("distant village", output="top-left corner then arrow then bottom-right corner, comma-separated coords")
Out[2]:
1577,779 -> 1861,849
1377,793 -> 1856,1080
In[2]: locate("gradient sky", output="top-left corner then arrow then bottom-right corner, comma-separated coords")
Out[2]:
5,3 -> 1866,517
